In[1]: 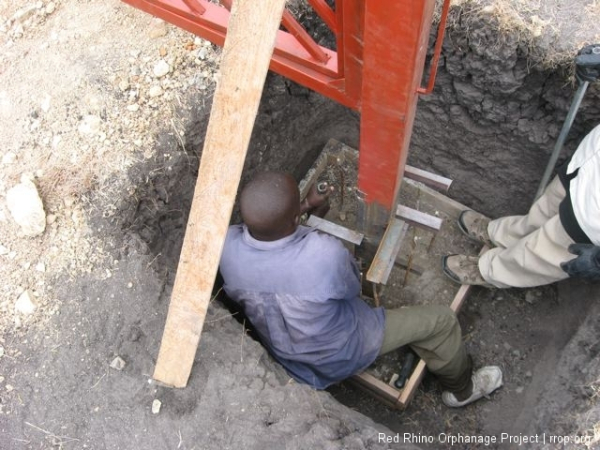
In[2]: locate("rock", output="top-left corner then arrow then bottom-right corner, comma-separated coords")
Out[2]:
35,262 -> 46,272
197,48 -> 207,60
15,291 -> 37,315
148,18 -> 168,38
148,85 -> 163,97
45,2 -> 56,15
118,80 -> 130,92
152,399 -> 161,414
6,180 -> 46,236
153,60 -> 170,78
2,152 -> 17,164
78,115 -> 102,135
0,245 -> 9,255
525,290 -> 539,304
11,5 -> 37,23
110,356 -> 126,371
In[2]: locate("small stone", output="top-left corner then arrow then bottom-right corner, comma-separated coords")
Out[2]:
63,196 -> 77,208
46,214 -> 57,225
6,180 -> 46,236
35,262 -> 46,272
512,349 -> 521,358
525,291 -> 538,305
78,115 -> 102,135
127,104 -> 140,112
148,18 -> 168,38
503,342 -> 511,351
118,80 -> 130,92
0,245 -> 9,255
148,85 -> 163,98
2,152 -> 17,165
153,60 -> 170,78
15,291 -> 37,315
127,282 -> 133,289
525,371 -> 533,378
109,356 -> 126,371
515,386 -> 524,394
6,384 -> 14,392
197,48 -> 207,60
0,346 -> 4,358
45,2 -> 56,14
152,399 -> 161,414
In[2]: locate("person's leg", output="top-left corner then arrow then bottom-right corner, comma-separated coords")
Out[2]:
379,306 -> 472,394
479,214 -> 575,288
488,176 -> 565,248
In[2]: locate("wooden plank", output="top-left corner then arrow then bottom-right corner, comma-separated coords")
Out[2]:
366,218 -> 409,285
306,215 -> 364,245
405,165 -> 453,192
403,178 -> 467,219
396,359 -> 427,407
395,204 -> 443,233
351,372 -> 399,405
152,0 -> 287,388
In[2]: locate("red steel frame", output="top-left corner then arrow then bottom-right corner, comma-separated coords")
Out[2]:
121,0 -> 449,224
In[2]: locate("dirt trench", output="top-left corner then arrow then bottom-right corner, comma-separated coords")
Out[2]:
107,15 -> 600,446
3,2 -> 600,449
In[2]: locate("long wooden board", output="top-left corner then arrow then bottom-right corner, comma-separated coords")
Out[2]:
153,0 -> 287,388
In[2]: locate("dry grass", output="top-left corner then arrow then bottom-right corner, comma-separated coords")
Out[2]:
440,0 -> 600,69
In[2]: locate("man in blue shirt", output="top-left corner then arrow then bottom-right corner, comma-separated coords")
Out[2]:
220,171 -> 502,407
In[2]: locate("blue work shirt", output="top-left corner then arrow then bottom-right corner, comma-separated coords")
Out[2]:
219,224 -> 385,389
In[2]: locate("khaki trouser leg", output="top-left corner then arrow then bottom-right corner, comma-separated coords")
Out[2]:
479,215 -> 575,288
379,306 -> 472,393
488,176 -> 566,248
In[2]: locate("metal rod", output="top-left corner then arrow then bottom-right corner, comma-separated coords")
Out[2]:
534,81 -> 589,201
417,0 -> 451,95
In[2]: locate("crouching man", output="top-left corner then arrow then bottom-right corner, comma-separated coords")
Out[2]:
219,171 -> 502,407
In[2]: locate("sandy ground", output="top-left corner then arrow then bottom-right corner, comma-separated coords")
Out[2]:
1,1 -> 600,449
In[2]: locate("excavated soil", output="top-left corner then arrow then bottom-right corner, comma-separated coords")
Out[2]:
1,1 -> 600,449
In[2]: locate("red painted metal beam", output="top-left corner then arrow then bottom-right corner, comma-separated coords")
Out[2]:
122,0 -> 357,108
357,0 -> 436,209
220,0 -> 330,64
307,0 -> 337,32
418,0 -> 451,95
338,0 -> 364,107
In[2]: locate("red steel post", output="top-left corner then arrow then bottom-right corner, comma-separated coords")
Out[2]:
358,0 -> 436,218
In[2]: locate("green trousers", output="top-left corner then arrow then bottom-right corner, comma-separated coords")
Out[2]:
379,305 -> 472,393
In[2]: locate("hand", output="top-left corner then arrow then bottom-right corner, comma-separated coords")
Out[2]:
560,244 -> 600,281
301,182 -> 334,214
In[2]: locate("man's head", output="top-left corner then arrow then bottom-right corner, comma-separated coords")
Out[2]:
240,171 -> 300,241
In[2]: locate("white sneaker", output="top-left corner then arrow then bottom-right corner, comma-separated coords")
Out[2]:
442,366 -> 503,408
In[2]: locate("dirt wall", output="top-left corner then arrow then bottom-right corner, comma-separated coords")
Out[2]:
410,6 -> 600,217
